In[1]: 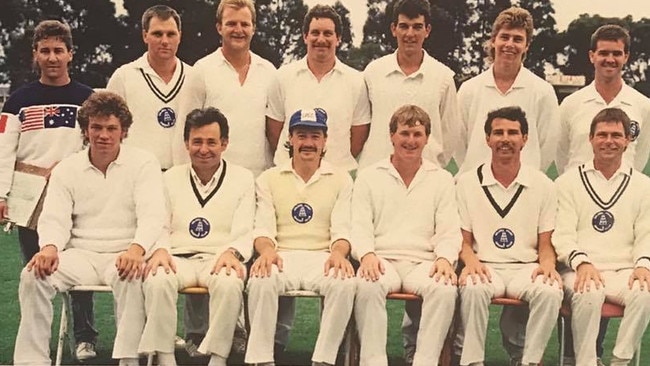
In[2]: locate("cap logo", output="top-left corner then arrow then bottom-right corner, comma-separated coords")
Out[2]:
301,110 -> 317,122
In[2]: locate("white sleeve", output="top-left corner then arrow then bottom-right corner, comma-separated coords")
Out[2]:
432,174 -> 462,263
439,75 -> 462,168
0,112 -> 21,198
633,102 -> 650,171
173,67 -> 205,166
132,157 -> 167,253
265,74 -> 285,122
350,172 -> 376,260
228,170 -> 256,262
37,164 -> 73,251
454,83 -> 471,168
552,175 -> 588,269
537,87 -> 560,172
253,171 -> 278,247
556,100 -> 572,175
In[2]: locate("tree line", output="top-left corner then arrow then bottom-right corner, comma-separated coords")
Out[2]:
2,0 -> 650,95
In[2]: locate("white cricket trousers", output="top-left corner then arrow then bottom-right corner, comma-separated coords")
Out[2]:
14,248 -> 145,365
355,258 -> 457,366
138,256 -> 245,357
458,263 -> 563,366
245,250 -> 355,365
562,269 -> 650,366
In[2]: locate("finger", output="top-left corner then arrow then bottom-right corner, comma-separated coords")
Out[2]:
277,257 -> 284,272
429,264 -> 436,278
143,265 -> 151,280
629,274 -> 635,290
236,264 -> 245,279
169,259 -> 177,274
324,261 -> 331,276
451,272 -> 458,286
346,262 -> 354,277
379,260 -> 385,274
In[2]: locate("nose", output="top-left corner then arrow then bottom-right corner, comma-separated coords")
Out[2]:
47,50 -> 57,62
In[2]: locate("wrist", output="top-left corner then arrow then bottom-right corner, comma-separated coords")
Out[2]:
228,248 -> 244,262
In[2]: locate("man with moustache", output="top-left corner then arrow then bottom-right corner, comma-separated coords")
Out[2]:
455,106 -> 562,366
245,108 -> 355,366
13,91 -> 166,366
139,107 -> 254,366
555,24 -> 650,365
359,0 -> 461,170
0,20 -> 96,361
266,4 -> 370,173
353,105 -> 460,366
553,108 -> 650,366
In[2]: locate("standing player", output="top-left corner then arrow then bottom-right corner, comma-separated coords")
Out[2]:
139,107 -> 254,366
0,20 -> 97,362
266,4 -> 370,172
180,0 -> 276,177
245,108 -> 356,366
13,91 -> 166,366
359,0 -> 461,169
455,106 -> 562,366
456,6 -> 558,175
353,105 -> 460,366
106,5 -> 189,171
553,108 -> 650,366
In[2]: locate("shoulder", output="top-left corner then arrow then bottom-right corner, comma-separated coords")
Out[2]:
225,161 -> 255,183
121,145 -> 161,169
2,81 -> 39,113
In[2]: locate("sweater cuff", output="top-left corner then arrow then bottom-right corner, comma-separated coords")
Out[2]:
635,257 -> 650,271
569,250 -> 590,271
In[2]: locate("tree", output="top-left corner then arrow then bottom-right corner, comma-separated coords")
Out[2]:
253,0 -> 308,67
333,1 -> 354,62
518,0 -> 560,77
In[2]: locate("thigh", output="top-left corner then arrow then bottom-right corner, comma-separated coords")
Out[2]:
502,263 -> 546,299
280,250 -> 330,291
602,269 -> 634,305
174,257 -> 203,288
464,264 -> 505,297
51,249 -> 106,290
401,261 -> 449,294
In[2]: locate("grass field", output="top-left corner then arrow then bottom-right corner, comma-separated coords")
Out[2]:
1,231 -> 648,365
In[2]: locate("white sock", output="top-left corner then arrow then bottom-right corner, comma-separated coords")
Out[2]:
208,353 -> 227,366
157,352 -> 177,366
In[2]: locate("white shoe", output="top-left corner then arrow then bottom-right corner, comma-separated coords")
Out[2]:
174,335 -> 186,349
75,342 -> 96,362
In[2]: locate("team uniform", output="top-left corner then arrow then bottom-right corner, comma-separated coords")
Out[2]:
455,164 -> 562,366
456,66 -> 559,174
352,159 -> 460,366
266,57 -> 371,171
553,162 -> 650,366
245,160 -> 355,365
0,80 -> 93,260
139,161 -> 254,358
106,53 -> 190,170
556,82 -> 650,174
359,50 -> 461,169
13,145 -> 166,365
178,48 -> 276,177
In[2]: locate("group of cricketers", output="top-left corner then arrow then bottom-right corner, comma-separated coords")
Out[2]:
2,0 -> 650,365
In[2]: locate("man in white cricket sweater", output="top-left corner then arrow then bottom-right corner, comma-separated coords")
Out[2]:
353,105 -> 460,366
138,107 -> 254,366
13,91 -> 166,366
455,106 -> 562,366
553,107 -> 650,366
245,108 -> 355,366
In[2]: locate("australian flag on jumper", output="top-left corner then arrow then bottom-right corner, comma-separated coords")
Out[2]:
19,105 -> 77,132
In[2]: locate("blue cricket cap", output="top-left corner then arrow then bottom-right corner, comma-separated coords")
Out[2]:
289,108 -> 328,133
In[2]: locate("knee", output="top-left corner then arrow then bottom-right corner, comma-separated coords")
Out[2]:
571,288 -> 604,308
143,270 -> 177,293
460,281 -> 493,301
532,282 -> 564,304
628,288 -> 650,310
355,277 -> 388,301
325,276 -> 356,296
247,274 -> 280,296
209,271 -> 244,295
424,282 -> 458,302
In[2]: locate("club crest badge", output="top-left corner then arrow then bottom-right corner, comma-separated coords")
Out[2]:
592,210 -> 614,233
629,121 -> 640,142
292,203 -> 313,224
157,107 -> 176,128
189,217 -> 210,238
493,228 -> 515,249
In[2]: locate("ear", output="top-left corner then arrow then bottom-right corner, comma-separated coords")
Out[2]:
185,140 -> 190,151
220,138 -> 229,150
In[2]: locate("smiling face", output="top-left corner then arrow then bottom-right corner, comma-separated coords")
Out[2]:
390,121 -> 428,163
33,37 -> 72,86
486,117 -> 528,162
590,39 -> 629,83
289,127 -> 327,164
492,26 -> 528,66
391,14 -> 430,58
186,122 -> 228,174
304,17 -> 340,64
590,120 -> 629,166
217,5 -> 254,53
143,16 -> 181,63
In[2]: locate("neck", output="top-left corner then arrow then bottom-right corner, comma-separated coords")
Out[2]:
307,57 -> 335,80
147,53 -> 177,80
396,49 -> 423,71
594,77 -> 623,104
593,158 -> 621,180
292,158 -> 320,183
40,74 -> 71,87
194,163 -> 220,185
493,60 -> 521,81
221,47 -> 250,68
490,158 -> 520,188
90,147 -> 120,175
391,155 -> 421,187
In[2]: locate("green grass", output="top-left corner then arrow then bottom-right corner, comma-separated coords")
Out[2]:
1,232 -> 648,365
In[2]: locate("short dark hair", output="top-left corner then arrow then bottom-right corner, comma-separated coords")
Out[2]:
33,20 -> 73,51
484,106 -> 529,136
589,107 -> 631,138
302,4 -> 342,37
484,7 -> 533,62
389,105 -> 431,136
142,5 -> 182,32
390,0 -> 431,26
590,24 -> 630,53
78,91 -> 132,143
183,107 -> 229,142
